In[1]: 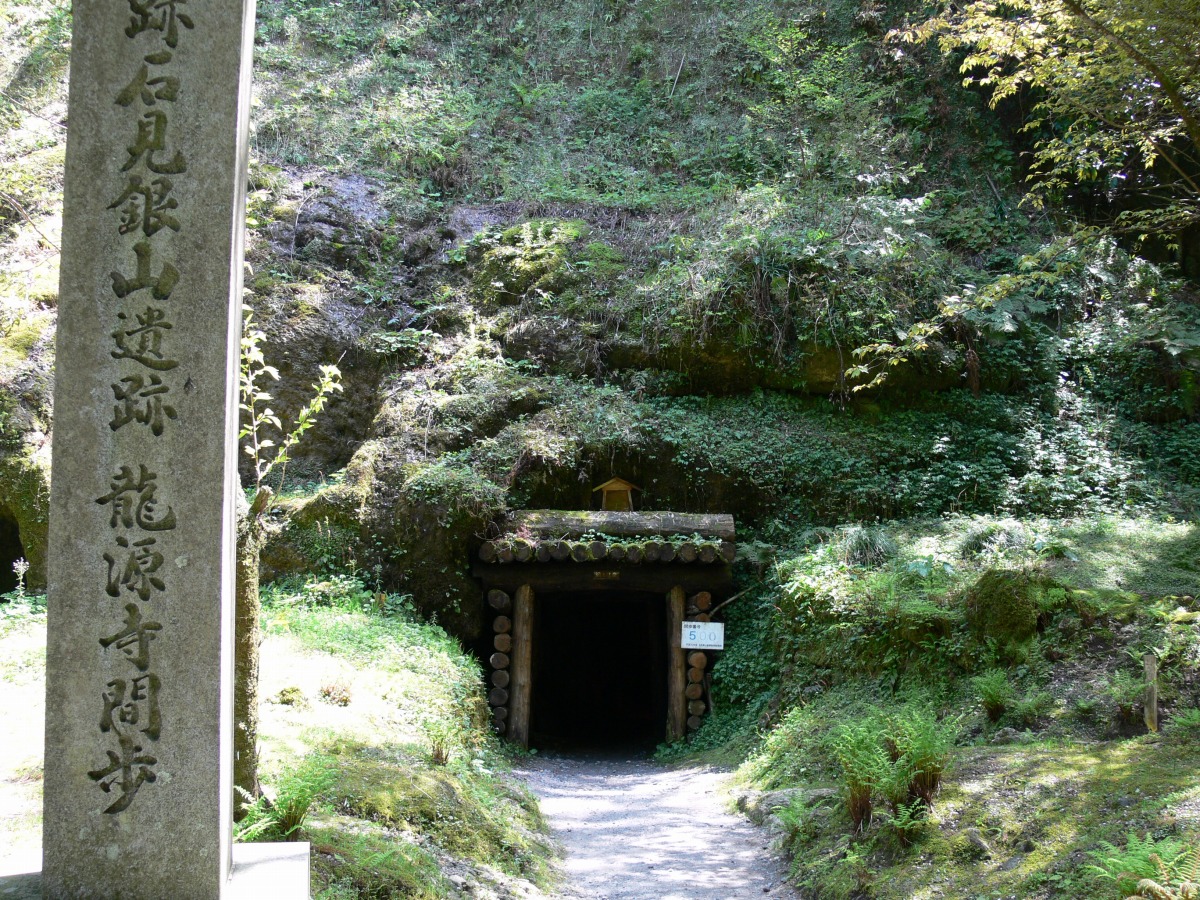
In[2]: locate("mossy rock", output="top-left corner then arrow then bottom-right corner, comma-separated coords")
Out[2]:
578,241 -> 626,280
259,483 -> 367,581
328,751 -> 546,875
0,449 -> 51,592
321,442 -> 508,639
470,219 -> 587,307
965,569 -> 1039,645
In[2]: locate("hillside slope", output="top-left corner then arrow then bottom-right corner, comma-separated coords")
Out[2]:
3,0 -> 1197,632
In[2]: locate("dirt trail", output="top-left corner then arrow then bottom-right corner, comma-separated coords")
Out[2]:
516,755 -> 800,900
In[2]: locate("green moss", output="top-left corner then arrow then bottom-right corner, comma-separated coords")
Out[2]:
578,241 -> 626,280
0,312 -> 50,371
0,452 -> 50,591
309,818 -> 450,900
469,220 -> 588,306
965,569 -> 1039,646
328,749 -> 549,880
260,484 -> 367,580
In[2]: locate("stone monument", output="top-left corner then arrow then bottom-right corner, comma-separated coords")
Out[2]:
25,0 -> 308,896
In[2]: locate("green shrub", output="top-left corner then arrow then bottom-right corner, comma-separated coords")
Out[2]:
965,569 -> 1039,648
420,717 -> 464,766
1010,691 -> 1054,728
838,526 -> 898,567
236,754 -> 337,841
972,669 -> 1015,722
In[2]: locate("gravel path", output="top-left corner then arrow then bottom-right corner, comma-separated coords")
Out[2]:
515,755 -> 801,900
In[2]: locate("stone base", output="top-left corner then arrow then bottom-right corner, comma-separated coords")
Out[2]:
230,842 -> 311,899
0,871 -> 38,900
0,843 -> 310,899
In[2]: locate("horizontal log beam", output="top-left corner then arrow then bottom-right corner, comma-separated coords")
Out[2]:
473,560 -> 734,595
478,538 -> 734,565
506,510 -> 736,541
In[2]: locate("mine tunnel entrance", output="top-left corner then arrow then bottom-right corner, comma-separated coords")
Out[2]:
531,590 -> 667,751
0,507 -> 24,596
475,508 -> 738,749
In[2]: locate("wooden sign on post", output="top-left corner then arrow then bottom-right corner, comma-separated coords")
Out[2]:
1144,653 -> 1159,733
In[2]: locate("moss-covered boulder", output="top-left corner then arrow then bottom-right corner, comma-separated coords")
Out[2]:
259,481 -> 368,582
0,447 -> 50,591
467,219 -> 587,307
964,569 -> 1039,647
262,436 -> 508,639
0,305 -> 55,591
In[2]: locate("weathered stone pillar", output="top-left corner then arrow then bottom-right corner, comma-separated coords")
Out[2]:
42,0 -> 256,894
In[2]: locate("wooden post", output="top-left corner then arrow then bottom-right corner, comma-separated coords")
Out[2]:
667,585 -> 687,742
1144,653 -> 1159,733
509,584 -> 535,748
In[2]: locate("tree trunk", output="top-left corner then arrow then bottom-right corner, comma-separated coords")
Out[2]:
233,487 -> 271,819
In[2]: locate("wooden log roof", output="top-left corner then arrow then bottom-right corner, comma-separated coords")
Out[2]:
506,510 -> 735,541
479,510 -> 736,566
473,509 -> 737,594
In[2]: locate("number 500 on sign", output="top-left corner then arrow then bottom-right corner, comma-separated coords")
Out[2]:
681,622 -> 724,650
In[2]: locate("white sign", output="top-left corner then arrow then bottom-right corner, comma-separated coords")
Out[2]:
682,621 -> 725,650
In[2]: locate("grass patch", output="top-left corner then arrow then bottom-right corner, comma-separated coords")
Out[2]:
253,580 -> 556,894
309,818 -> 451,900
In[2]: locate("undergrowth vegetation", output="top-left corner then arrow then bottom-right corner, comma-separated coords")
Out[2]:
688,516 -> 1200,899
245,576 -> 555,898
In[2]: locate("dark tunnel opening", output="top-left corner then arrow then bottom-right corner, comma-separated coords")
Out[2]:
530,590 -> 667,752
0,508 -> 24,596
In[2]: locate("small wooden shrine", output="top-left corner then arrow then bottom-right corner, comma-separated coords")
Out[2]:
474,509 -> 735,748
592,476 -> 640,511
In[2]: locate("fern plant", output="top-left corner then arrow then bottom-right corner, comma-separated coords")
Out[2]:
1087,833 -> 1198,897
1122,842 -> 1200,899
829,721 -> 886,832
972,669 -> 1015,723
888,709 -> 956,806
235,754 -> 337,842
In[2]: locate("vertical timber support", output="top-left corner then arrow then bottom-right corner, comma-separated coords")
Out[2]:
509,584 -> 535,748
666,585 -> 687,742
